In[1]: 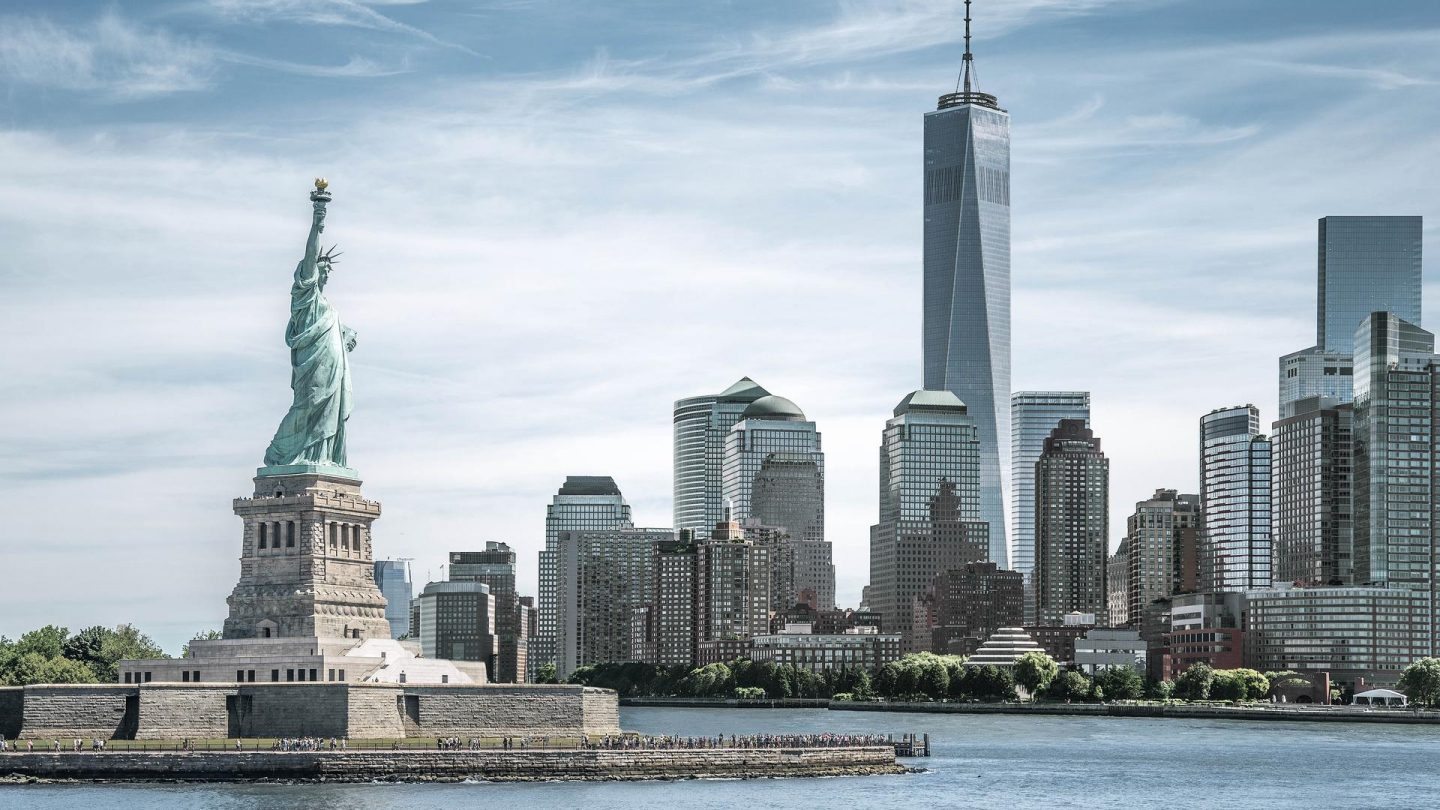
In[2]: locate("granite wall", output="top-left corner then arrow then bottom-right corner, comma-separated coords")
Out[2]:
0,746 -> 902,781
19,685 -> 136,739
135,685 -> 235,740
9,683 -> 619,740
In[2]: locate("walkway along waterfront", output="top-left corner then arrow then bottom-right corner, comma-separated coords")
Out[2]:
0,745 -> 908,782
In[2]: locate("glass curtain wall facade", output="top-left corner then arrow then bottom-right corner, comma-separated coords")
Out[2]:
537,477 -> 632,675
1278,216 -> 1421,418
1352,314 -> 1439,629
923,88 -> 1011,567
868,390 -> 990,651
449,543 -> 526,682
721,396 -> 831,609
1199,406 -> 1273,592
673,377 -> 770,534
1271,398 -> 1353,587
1318,216 -> 1422,352
1011,391 -> 1090,621
1033,420 -> 1109,624
373,559 -> 412,639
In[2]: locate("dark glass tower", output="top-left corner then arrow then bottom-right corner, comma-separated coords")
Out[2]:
922,3 -> 1011,564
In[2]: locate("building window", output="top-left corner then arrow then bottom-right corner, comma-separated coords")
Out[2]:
193,671 -> 201,682
247,670 -> 256,682
258,524 -> 268,549
287,521 -> 295,546
144,672 -> 152,683
399,672 -> 407,684
309,668 -> 318,682
124,672 -> 132,684
442,674 -> 449,684
286,523 -> 295,548
272,669 -> 280,682
287,669 -> 295,682
237,669 -> 245,682
338,669 -> 345,681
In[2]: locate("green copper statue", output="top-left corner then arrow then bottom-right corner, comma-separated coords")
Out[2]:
262,179 -> 357,474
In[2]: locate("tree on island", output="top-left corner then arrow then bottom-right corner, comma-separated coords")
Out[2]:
1045,670 -> 1092,702
0,623 -> 167,685
1013,651 -> 1058,698
1397,658 -> 1440,707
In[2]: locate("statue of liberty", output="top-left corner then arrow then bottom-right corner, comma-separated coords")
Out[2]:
263,179 -> 357,474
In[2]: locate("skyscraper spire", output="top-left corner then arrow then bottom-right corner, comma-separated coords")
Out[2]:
939,0 -> 1000,110
961,0 -> 974,95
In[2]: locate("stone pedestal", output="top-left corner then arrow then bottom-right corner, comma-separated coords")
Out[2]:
223,471 -> 392,641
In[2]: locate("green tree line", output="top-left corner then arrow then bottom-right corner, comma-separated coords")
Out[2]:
0,625 -> 167,685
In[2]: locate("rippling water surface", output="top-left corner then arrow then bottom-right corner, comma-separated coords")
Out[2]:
3,706 -> 1437,809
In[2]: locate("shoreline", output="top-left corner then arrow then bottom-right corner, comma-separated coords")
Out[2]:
0,747 -> 908,783
621,697 -> 1440,725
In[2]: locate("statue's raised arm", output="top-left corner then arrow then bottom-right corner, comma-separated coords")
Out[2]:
261,178 -> 357,476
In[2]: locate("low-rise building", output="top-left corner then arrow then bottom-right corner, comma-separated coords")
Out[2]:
1243,585 -> 1430,686
748,625 -> 901,673
1074,628 -> 1146,674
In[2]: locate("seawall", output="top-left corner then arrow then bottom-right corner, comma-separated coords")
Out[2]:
831,701 -> 1440,725
0,747 -> 904,782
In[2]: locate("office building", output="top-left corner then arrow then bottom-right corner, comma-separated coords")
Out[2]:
922,10 -> 1011,564
537,476 -> 632,674
1199,406 -> 1273,592
868,390 -> 990,651
1278,216 -> 1421,417
1074,628 -> 1146,674
1245,585 -> 1430,685
928,561 -> 1023,656
1318,216 -> 1422,352
449,543 -> 527,683
749,625 -> 902,674
1353,313 -> 1440,654
554,527 -> 670,679
673,377 -> 771,533
1033,420 -> 1109,624
722,394 -> 832,609
1124,490 -> 1200,630
413,581 -> 497,677
374,559 -> 413,639
1011,392 -> 1090,621
1271,397 -> 1353,587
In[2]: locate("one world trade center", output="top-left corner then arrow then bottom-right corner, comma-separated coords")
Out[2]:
922,1 -> 1011,565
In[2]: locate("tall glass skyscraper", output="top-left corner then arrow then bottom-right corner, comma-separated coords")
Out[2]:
1318,216 -> 1422,353
922,23 -> 1011,566
673,377 -> 770,534
868,390 -> 989,651
1199,405 -> 1272,592
722,395 -> 832,610
1278,216 -> 1422,417
373,559 -> 412,639
1010,391 -> 1089,619
536,476 -> 632,674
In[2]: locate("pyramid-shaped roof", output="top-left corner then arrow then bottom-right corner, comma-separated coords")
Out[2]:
964,627 -> 1047,667
718,376 -> 770,403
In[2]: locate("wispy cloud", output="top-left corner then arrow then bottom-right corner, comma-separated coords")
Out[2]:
0,12 -> 213,98
200,0 -> 479,54
221,51 -> 411,77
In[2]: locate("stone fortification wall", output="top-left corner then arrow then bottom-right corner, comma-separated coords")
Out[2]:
345,684 -> 405,738
19,686 -> 135,739
232,684 -> 351,739
406,685 -> 621,737
0,688 -> 22,739
9,683 -> 619,740
0,747 -> 902,782
136,686 -> 235,740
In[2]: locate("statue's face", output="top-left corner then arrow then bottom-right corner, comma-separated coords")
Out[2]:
318,262 -> 330,286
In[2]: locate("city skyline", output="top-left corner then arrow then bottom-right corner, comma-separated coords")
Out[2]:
4,0 -> 1440,651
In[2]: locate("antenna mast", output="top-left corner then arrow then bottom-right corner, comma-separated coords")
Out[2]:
962,0 -> 974,95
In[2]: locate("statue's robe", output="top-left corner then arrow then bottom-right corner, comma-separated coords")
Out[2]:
264,258 -> 352,467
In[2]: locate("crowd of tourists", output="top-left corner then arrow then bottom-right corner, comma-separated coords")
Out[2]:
589,733 -> 893,750
271,737 -> 346,751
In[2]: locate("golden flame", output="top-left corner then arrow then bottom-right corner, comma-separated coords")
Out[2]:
314,177 -> 329,191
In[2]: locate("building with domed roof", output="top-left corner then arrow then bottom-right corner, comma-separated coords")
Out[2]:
673,377 -> 771,534
722,391 -> 833,610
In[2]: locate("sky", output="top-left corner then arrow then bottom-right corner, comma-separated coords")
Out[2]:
2,0 -> 1439,654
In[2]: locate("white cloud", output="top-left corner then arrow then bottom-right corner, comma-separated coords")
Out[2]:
0,12 -> 214,98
